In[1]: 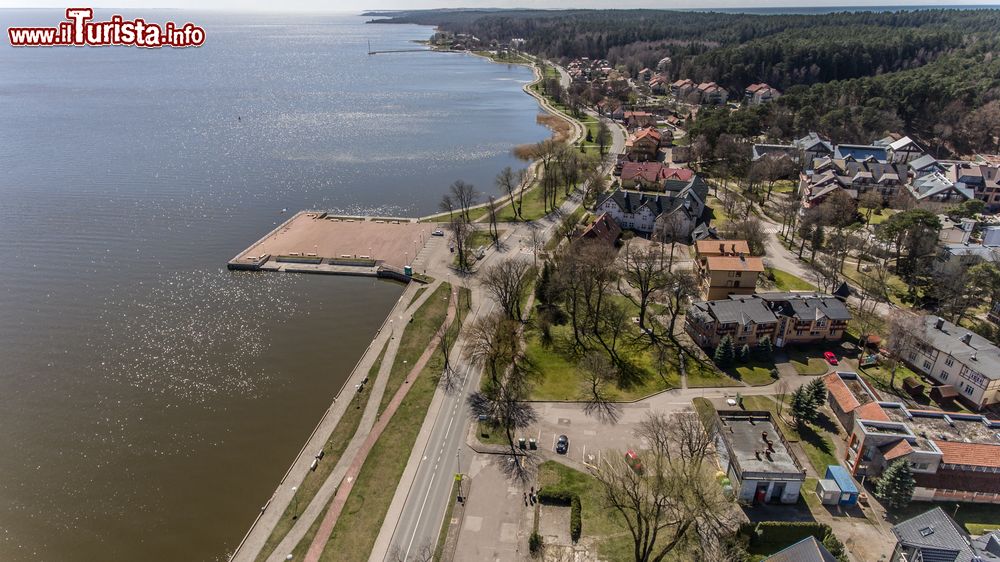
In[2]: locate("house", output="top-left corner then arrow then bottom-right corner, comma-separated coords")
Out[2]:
947,162 -> 1000,210
934,242 -> 1000,274
670,78 -> 696,99
618,162 -> 694,191
800,157 -> 909,207
891,507 -> 1000,562
624,127 -> 662,162
899,315 -> 1000,409
575,212 -> 621,247
937,216 -> 976,245
685,292 -> 851,349
752,144 -> 800,162
909,154 -> 945,177
887,136 -> 925,164
695,240 -> 763,299
596,176 -> 708,240
696,81 -> 728,105
764,536 -> 839,562
751,132 -> 834,165
903,172 -> 973,210
649,73 -> 671,94
745,83 -> 781,105
834,144 -> 888,161
714,410 -> 807,504
825,371 -> 1000,504
623,111 -> 656,129
637,67 -> 653,81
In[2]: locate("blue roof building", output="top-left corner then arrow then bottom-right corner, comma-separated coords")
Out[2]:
825,465 -> 859,506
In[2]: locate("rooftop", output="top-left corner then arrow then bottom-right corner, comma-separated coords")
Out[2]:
717,411 -> 805,478
705,255 -> 765,273
695,239 -> 750,257
892,507 -> 978,562
919,315 -> 1000,380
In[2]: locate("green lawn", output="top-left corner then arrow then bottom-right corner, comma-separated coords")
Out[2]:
724,359 -> 778,386
765,267 -> 816,292
467,228 -> 504,249
419,206 -> 490,223
314,285 -> 466,561
802,477 -> 821,510
686,358 -> 744,388
890,502 -> 1000,535
537,461 -> 636,561
866,209 -> 896,225
785,348 -> 832,375
379,283 -> 452,415
496,181 -> 574,222
525,320 -> 681,401
254,342 -> 388,562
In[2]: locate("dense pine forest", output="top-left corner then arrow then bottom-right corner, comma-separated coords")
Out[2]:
370,8 -> 1000,155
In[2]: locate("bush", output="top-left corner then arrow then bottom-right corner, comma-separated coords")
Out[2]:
738,521 -> 835,552
529,531 -> 543,556
570,494 -> 582,542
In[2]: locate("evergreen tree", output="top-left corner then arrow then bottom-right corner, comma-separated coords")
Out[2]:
805,378 -> 827,408
822,531 -> 849,562
714,335 -> 735,367
739,344 -> 751,362
756,335 -> 773,358
876,459 -> 916,509
790,385 -> 819,426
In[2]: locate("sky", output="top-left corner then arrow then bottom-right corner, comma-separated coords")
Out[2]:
1,0 -> 998,11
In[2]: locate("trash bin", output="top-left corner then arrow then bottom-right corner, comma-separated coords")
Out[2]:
518,437 -> 526,450
404,265 -> 413,276
528,438 -> 537,450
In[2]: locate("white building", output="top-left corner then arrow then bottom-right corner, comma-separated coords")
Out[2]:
715,411 -> 806,505
903,315 -> 1000,409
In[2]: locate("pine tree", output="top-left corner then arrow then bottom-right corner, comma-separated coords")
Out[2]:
876,459 -> 916,509
714,335 -> 735,367
805,378 -> 827,408
739,344 -> 751,362
790,386 -> 819,426
756,335 -> 773,358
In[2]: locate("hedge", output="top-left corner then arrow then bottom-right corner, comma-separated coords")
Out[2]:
738,521 -> 833,552
537,487 -> 582,543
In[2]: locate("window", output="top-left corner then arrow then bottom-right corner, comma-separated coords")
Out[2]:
923,361 -> 932,371
940,372 -> 949,381
945,357 -> 954,367
909,352 -> 917,361
910,462 -> 928,471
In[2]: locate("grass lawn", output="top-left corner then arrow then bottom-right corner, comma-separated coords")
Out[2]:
861,365 -> 974,414
765,267 -> 816,292
891,502 -> 1000,535
686,358 -> 743,388
866,209 -> 896,225
379,283 -> 452,416
724,359 -> 778,386
496,182 -> 574,222
419,206 -> 490,223
525,318 -> 681,401
467,228 -> 504,250
785,348 -> 832,375
406,286 -> 427,309
314,286 -> 466,561
802,477 -> 821,510
839,262 -> 909,307
537,461 -> 637,561
706,195 -> 729,226
255,340 -> 389,562
798,422 -> 841,475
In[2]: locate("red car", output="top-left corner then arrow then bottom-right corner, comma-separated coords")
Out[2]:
824,351 -> 838,365
625,449 -> 644,474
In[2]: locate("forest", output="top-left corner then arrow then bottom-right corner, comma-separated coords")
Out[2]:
370,8 -> 1000,155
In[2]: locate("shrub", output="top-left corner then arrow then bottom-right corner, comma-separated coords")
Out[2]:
570,494 -> 582,542
739,344 -> 751,362
715,335 -> 735,367
529,531 -> 543,556
537,488 -> 574,505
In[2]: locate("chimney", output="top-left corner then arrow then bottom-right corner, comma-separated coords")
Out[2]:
731,243 -> 737,254
719,242 -> 725,254
762,431 -> 768,442
961,333 -> 973,345
767,441 -> 775,453
755,450 -> 762,460
765,450 -> 773,461
935,317 -> 945,330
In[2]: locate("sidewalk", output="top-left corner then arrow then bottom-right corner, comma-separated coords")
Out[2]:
260,282 -> 444,562
303,287 -> 459,562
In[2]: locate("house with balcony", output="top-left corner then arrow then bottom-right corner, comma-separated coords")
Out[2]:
744,83 -> 781,105
595,175 -> 708,240
695,241 -> 764,300
685,292 -> 850,349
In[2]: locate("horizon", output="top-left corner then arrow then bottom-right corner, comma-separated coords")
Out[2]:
2,1 -> 1000,12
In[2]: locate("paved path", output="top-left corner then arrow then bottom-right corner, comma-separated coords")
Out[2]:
232,281 -> 422,562
258,282 -> 444,562
302,286 -> 459,562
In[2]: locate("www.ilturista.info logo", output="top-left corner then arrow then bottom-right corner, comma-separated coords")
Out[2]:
8,8 -> 205,48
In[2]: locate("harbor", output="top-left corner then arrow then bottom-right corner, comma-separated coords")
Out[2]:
227,211 -> 439,281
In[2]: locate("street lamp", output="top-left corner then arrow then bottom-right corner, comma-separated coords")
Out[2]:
291,486 -> 299,520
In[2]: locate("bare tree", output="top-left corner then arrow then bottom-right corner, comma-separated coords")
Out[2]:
481,260 -> 531,322
620,241 -> 669,335
662,270 -> 699,338
449,214 -> 471,272
579,351 -> 621,423
487,196 -> 500,248
593,412 -> 735,562
496,166 -> 524,220
859,190 -> 883,225
652,213 -> 688,271
439,194 -> 455,220
450,180 -> 479,222
596,120 -> 612,156
389,542 -> 434,562
884,311 -> 927,390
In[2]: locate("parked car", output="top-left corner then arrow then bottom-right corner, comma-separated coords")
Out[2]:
555,435 -> 569,454
625,449 -> 643,474
824,351 -> 838,365
431,229 -> 445,236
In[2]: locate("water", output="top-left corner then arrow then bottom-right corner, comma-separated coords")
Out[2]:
0,10 -> 549,561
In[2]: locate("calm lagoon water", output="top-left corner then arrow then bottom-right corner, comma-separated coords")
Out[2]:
0,10 -> 548,560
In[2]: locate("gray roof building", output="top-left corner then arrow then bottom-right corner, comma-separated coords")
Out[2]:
755,292 -> 853,322
763,536 -> 839,562
891,507 -> 1000,562
689,295 -> 777,325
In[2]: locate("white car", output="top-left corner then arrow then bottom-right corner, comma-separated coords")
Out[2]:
431,230 -> 445,236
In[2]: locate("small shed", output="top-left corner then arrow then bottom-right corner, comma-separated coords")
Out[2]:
930,384 -> 958,404
815,478 -> 841,505
825,465 -> 859,506
902,376 -> 925,398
